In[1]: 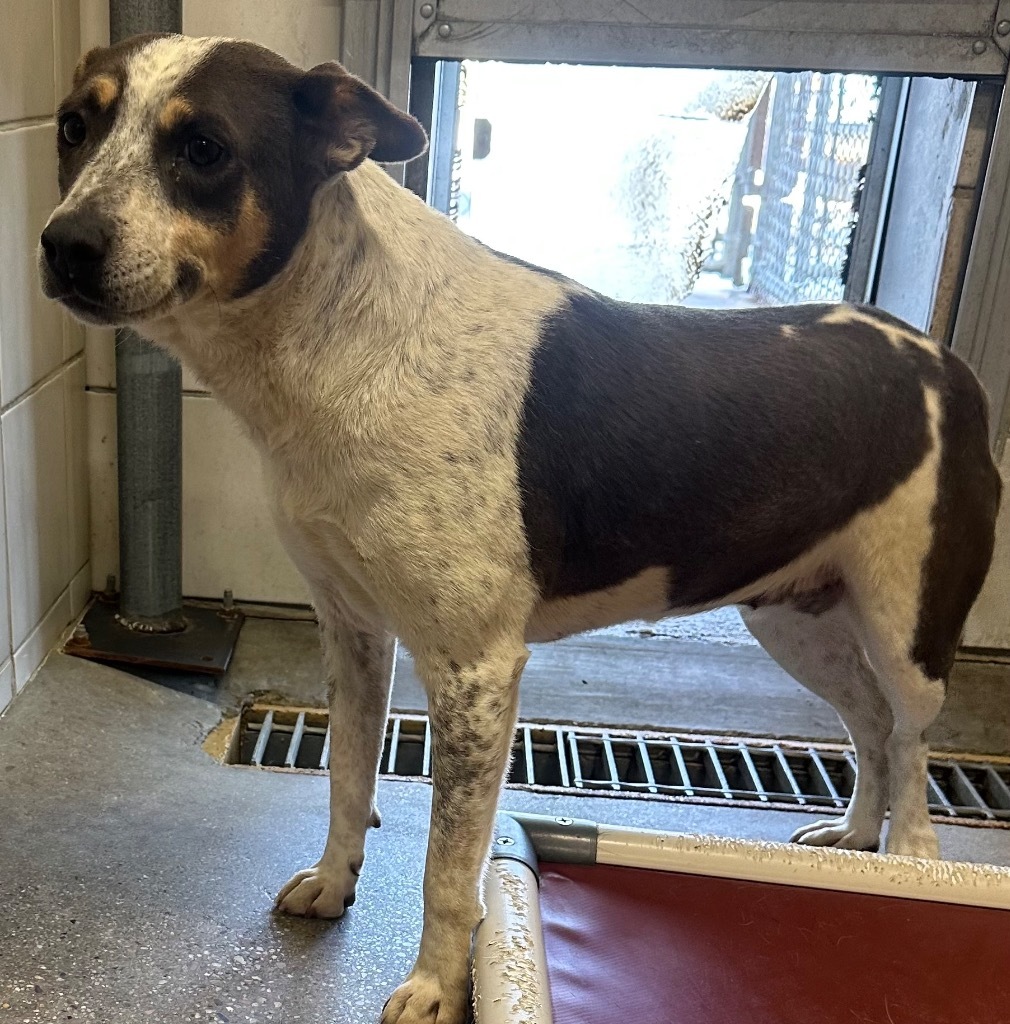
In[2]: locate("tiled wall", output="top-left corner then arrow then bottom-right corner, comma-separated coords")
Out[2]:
0,1 -> 92,713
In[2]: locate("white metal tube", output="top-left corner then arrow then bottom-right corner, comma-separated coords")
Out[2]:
472,858 -> 554,1024
596,825 -> 1010,911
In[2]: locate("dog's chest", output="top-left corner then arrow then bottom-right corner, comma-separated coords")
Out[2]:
266,456 -> 389,627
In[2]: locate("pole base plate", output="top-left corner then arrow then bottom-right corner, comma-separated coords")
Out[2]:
65,598 -> 244,676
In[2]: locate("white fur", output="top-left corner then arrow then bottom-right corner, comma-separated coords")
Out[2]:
819,305 -> 941,357
741,599 -> 892,851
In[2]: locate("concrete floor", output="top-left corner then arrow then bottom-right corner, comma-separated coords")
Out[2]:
201,615 -> 1010,754
1,620 -> 1008,1022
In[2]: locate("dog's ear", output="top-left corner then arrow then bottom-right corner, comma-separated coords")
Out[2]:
293,62 -> 428,173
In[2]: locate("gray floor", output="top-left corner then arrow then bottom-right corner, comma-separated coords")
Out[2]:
216,615 -> 1010,754
1,621 -> 1009,1022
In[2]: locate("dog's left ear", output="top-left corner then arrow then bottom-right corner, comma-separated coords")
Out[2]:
293,62 -> 428,173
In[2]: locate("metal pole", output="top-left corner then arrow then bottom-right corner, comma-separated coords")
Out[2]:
110,0 -> 180,41
110,0 -> 185,631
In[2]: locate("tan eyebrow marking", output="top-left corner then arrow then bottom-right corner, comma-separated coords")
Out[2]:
90,74 -> 119,111
158,96 -> 195,133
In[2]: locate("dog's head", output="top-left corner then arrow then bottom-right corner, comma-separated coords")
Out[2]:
38,34 -> 427,326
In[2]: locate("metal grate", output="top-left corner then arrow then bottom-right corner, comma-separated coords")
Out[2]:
229,707 -> 1010,826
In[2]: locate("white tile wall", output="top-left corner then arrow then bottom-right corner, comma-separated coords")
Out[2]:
89,392 -> 307,604
86,390 -> 118,591
0,661 -> 13,714
181,397 -> 308,603
3,373 -> 71,650
69,561 -> 91,619
0,0 -> 56,123
0,0 -> 92,714
0,126 -> 66,406
64,316 -> 86,362
13,586 -> 71,693
84,326 -> 115,389
65,356 -> 90,572
52,0 -> 83,100
0,432 -> 11,663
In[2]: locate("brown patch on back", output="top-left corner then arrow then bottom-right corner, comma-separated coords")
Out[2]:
158,96 -> 194,134
170,188 -> 270,298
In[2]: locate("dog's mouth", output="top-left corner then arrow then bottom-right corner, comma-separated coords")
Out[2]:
47,263 -> 202,326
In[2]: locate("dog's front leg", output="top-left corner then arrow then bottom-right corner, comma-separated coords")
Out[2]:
382,641 -> 528,1024
276,614 -> 395,917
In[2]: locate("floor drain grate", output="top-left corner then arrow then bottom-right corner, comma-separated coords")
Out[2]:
227,706 -> 1010,826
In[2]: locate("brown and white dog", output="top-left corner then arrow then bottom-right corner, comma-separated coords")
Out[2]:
39,33 -> 1001,1024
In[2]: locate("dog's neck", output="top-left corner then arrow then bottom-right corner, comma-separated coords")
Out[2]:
141,161 -> 480,449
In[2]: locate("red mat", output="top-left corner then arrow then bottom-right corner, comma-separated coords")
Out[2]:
539,862 -> 1010,1024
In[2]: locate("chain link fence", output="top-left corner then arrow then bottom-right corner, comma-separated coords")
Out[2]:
748,72 -> 879,305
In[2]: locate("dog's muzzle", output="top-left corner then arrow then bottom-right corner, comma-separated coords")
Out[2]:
40,205 -> 113,304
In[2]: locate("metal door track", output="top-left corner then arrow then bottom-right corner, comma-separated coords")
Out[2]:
223,705 -> 1010,827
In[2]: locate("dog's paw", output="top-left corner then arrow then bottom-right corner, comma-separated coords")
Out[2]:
884,826 -> 940,860
381,971 -> 467,1024
274,860 -> 361,918
790,818 -> 880,852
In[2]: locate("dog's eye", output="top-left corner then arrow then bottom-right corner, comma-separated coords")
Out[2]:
60,113 -> 86,147
184,135 -> 224,168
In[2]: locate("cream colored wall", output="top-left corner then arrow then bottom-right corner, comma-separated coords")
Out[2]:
0,1 -> 92,714
183,0 -> 344,67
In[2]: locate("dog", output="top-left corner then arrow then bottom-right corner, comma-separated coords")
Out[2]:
39,33 -> 1001,1024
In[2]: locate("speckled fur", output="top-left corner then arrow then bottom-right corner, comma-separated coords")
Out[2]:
39,35 -> 1001,1024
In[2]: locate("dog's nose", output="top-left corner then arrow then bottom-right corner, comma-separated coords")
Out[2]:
40,209 -> 111,291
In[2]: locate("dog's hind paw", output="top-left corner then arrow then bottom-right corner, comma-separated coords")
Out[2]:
274,861 -> 361,918
381,971 -> 467,1024
884,825 -> 940,860
790,818 -> 880,852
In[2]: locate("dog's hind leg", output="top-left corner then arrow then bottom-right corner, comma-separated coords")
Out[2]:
848,617 -> 945,859
276,610 -> 395,918
839,374 -> 999,858
382,637 -> 528,1024
740,600 -> 892,851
